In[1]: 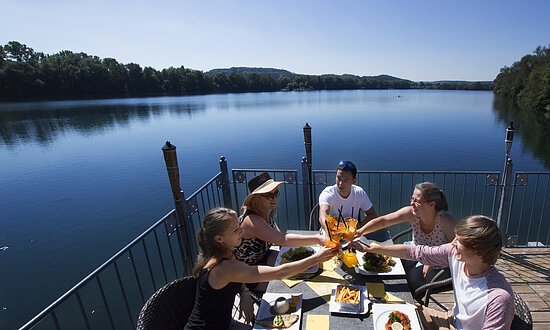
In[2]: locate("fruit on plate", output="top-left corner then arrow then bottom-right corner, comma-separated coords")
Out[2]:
255,314 -> 300,328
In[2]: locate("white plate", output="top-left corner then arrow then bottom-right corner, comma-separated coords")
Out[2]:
371,303 -> 422,330
354,239 -> 406,276
275,246 -> 320,274
254,293 -> 303,330
328,285 -> 370,315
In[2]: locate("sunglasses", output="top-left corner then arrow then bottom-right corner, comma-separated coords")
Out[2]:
338,160 -> 355,169
262,190 -> 280,200
410,197 -> 424,205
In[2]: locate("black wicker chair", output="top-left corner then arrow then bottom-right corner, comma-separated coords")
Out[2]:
391,226 -> 412,244
512,292 -> 533,330
412,268 -> 453,309
136,276 -> 197,330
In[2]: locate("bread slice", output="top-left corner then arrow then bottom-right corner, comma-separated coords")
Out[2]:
255,314 -> 300,328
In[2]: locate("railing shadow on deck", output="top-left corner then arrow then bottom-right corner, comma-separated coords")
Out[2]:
500,250 -> 550,283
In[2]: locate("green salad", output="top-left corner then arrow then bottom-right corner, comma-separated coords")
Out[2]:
280,247 -> 314,264
362,252 -> 396,273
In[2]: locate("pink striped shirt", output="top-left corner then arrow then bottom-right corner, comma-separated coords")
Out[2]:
407,243 -> 514,330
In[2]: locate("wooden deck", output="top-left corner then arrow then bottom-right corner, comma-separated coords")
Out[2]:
429,247 -> 550,329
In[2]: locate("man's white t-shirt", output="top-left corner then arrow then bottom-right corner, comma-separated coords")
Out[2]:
318,184 -> 373,218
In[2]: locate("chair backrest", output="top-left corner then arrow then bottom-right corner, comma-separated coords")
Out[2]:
136,276 -> 197,330
511,292 -> 533,330
391,226 -> 412,244
309,203 -> 320,230
414,267 -> 453,309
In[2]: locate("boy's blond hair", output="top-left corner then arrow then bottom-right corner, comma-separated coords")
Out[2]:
455,215 -> 502,265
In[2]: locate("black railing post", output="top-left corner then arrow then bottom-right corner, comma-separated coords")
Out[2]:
301,157 -> 312,229
497,122 -> 515,246
219,156 -> 233,210
303,123 -> 314,223
162,141 -> 195,273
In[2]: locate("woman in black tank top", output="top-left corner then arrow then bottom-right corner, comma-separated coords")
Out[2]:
184,207 -> 337,329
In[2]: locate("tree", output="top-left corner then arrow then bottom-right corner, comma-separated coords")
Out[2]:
126,63 -> 146,94
494,45 -> 550,117
143,66 -> 163,94
103,58 -> 127,94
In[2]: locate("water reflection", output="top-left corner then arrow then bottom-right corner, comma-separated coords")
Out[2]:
492,96 -> 550,168
0,101 -> 206,146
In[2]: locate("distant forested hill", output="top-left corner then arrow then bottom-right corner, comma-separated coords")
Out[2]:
207,67 -> 294,79
0,41 -> 491,100
493,45 -> 550,119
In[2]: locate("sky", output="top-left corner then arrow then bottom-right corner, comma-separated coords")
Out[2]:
1,0 -> 550,81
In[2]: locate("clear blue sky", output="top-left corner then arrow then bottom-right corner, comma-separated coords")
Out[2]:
2,0 -> 549,81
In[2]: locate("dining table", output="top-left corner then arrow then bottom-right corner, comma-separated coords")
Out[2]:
254,230 -> 423,330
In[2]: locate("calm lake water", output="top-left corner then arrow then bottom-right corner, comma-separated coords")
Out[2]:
1,90 -> 549,328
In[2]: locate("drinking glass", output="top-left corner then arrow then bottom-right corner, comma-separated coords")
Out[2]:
342,217 -> 358,241
342,250 -> 359,268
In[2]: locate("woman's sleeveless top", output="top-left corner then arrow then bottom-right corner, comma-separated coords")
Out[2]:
184,267 -> 241,329
234,210 -> 276,265
411,210 -> 448,246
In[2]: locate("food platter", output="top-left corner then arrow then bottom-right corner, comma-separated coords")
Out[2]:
371,303 -> 422,330
328,285 -> 370,315
275,246 -> 320,274
354,239 -> 406,276
254,293 -> 303,329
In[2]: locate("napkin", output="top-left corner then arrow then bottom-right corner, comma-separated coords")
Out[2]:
311,269 -> 343,282
365,282 -> 406,303
283,258 -> 346,289
305,282 -> 334,300
305,269 -> 348,297
306,314 -> 329,330
322,259 -> 336,271
384,292 -> 404,303
282,278 -> 303,288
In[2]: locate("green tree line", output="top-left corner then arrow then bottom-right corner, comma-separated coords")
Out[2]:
493,45 -> 550,119
0,41 -> 491,100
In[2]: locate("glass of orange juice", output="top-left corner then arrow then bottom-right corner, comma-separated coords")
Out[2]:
326,215 -> 338,232
325,230 -> 341,247
343,218 -> 359,241
342,250 -> 359,268
345,217 -> 358,230
325,239 -> 339,248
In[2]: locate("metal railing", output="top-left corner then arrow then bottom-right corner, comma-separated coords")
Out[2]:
20,139 -> 550,329
231,169 -> 304,230
20,210 -> 186,330
505,172 -> 550,247
20,146 -> 232,330
310,170 -> 501,238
